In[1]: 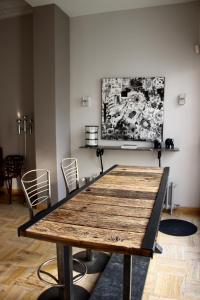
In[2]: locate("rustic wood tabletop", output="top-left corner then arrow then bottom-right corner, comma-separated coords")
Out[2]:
19,165 -> 168,257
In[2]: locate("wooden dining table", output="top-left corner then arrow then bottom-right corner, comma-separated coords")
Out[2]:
18,164 -> 169,300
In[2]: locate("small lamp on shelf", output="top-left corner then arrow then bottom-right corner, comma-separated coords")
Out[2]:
85,125 -> 99,147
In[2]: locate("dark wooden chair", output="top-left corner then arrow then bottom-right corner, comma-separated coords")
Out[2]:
2,155 -> 24,204
0,148 -> 3,188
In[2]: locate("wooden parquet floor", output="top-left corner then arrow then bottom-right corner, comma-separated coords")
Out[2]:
0,192 -> 199,300
143,209 -> 200,300
0,194 -> 100,300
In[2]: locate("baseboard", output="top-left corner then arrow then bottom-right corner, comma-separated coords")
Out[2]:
175,207 -> 200,213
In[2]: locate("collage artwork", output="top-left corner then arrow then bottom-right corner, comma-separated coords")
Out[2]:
101,77 -> 165,141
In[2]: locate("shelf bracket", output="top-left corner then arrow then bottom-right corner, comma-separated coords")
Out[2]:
96,147 -> 104,174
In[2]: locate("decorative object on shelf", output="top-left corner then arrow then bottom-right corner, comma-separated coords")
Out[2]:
101,77 -> 165,141
16,113 -> 33,158
165,138 -> 174,149
80,145 -> 180,172
85,125 -> 99,147
154,139 -> 162,149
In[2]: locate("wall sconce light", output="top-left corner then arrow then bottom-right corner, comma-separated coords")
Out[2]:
194,44 -> 200,55
81,96 -> 91,107
16,113 -> 33,159
16,114 -> 33,136
177,93 -> 186,105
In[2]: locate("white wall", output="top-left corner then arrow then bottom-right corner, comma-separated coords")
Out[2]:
70,2 -> 200,207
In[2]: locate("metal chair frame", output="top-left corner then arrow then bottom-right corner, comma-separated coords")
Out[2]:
61,158 -> 96,267
21,169 -> 51,219
21,168 -> 87,286
61,158 -> 79,194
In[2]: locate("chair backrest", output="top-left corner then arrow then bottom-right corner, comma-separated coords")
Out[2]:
3,155 -> 24,178
0,148 -> 3,186
21,169 -> 51,219
61,158 -> 79,194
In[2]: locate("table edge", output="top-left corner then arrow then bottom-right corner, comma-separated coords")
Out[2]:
18,165 -> 169,258
142,166 -> 169,255
18,164 -> 117,237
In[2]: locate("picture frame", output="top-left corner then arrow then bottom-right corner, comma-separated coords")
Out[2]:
101,77 -> 165,141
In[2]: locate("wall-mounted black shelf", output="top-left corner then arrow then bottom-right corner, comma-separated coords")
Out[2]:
80,145 -> 179,173
80,145 -> 179,152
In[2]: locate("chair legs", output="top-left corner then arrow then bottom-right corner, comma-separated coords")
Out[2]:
5,177 -> 12,204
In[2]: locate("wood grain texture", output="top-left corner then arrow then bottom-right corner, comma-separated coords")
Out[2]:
70,194 -> 155,209
26,220 -> 147,254
92,180 -> 160,193
113,166 -> 163,174
44,209 -> 149,230
61,200 -> 152,218
109,171 -> 162,177
1,198 -> 198,300
23,165 -> 164,256
83,187 -> 157,200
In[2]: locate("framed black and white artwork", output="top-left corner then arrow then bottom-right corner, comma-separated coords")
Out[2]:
101,77 -> 165,141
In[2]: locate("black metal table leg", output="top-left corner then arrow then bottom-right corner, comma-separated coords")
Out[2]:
57,244 -> 73,299
123,255 -> 132,300
38,244 -> 89,300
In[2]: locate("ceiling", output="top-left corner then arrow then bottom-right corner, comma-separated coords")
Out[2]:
25,0 -> 198,17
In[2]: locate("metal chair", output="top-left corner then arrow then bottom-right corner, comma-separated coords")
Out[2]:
21,169 -> 87,286
61,158 -> 110,274
61,158 -> 79,194
0,148 -> 3,189
3,155 -> 24,204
